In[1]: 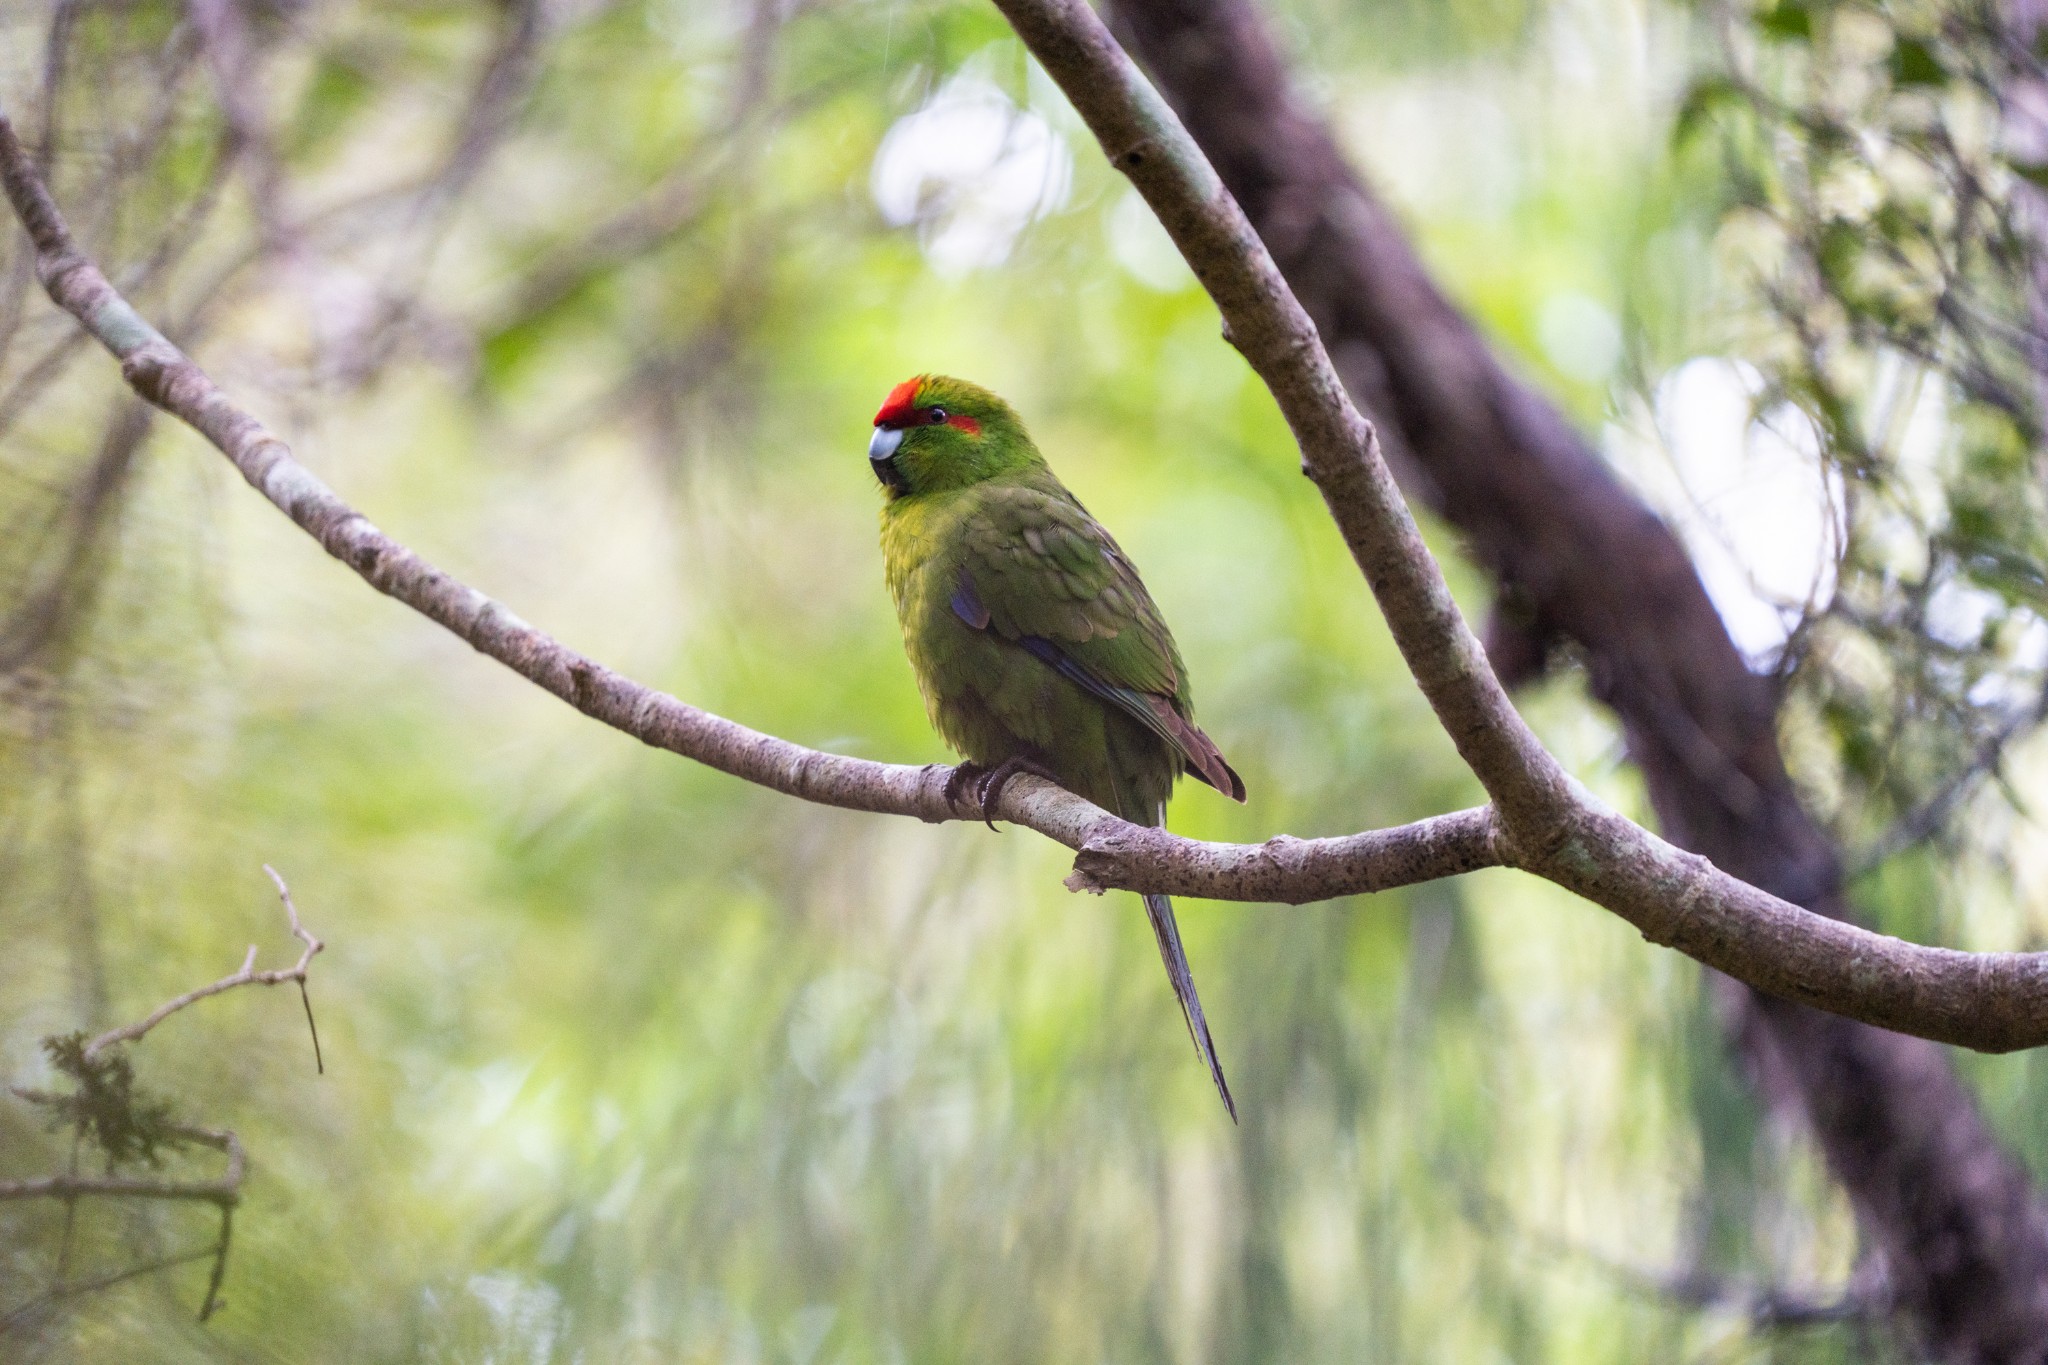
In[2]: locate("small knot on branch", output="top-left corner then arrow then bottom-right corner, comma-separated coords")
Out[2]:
568,659 -> 599,712
118,344 -> 178,400
1112,136 -> 1162,172
1066,821 -> 1165,896
1063,867 -> 1109,895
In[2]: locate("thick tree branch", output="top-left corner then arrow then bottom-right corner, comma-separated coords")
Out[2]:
985,0 -> 2048,1047
6,44 -> 2048,1058
992,1 -> 1573,834
1099,0 -> 2048,1354
1065,805 -> 1507,902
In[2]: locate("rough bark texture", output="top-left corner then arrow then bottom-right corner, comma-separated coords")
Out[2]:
1104,0 -> 2048,1356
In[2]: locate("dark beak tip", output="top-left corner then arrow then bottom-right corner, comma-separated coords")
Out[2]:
868,425 -> 905,463
868,424 -> 908,492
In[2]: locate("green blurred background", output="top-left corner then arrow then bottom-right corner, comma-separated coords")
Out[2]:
2,0 -> 2036,1359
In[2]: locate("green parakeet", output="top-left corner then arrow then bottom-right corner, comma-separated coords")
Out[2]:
870,375 -> 1246,1119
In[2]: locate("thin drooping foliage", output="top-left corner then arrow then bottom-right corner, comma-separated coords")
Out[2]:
1685,0 -> 2048,873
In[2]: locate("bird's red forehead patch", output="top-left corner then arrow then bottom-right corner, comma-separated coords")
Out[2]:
874,377 -> 924,426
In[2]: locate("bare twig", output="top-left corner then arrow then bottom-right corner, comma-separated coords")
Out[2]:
0,1127 -> 243,1332
83,866 -> 323,1063
0,869 -> 321,1326
198,1204 -> 231,1321
0,1125 -> 244,1206
0,1243 -> 223,1333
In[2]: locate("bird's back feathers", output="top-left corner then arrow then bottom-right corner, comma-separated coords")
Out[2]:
931,483 -> 1245,806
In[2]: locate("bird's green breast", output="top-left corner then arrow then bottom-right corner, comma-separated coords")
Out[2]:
879,482 -> 1177,819
880,487 -> 1011,759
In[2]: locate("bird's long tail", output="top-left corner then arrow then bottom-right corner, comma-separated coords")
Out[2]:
1143,891 -> 1237,1122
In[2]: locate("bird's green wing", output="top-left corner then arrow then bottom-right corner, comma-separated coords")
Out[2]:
953,486 -> 1244,801
953,482 -> 1244,1120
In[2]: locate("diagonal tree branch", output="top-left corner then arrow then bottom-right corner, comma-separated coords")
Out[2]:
0,106 -> 1500,901
5,40 -> 2048,1062
993,4 -> 1576,835
1095,0 -> 2048,1355
980,0 -> 2048,1049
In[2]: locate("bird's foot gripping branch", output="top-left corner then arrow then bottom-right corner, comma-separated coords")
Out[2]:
4,0 -> 2048,1066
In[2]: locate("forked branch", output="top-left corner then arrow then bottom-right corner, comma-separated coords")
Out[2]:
84,865 -> 323,1068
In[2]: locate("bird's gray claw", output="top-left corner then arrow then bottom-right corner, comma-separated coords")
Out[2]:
943,762 -> 987,817
974,757 -> 1058,831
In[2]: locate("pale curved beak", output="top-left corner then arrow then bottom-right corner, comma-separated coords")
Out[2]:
868,425 -> 904,463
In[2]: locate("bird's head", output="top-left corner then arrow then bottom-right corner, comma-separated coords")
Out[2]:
868,375 -> 1034,498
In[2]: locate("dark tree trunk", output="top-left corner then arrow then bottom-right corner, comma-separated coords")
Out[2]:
1105,0 -> 2048,1356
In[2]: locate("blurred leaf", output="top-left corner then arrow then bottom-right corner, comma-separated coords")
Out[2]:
1890,36 -> 1946,87
290,50 -> 377,160
1757,1 -> 1813,43
1673,75 -> 1749,145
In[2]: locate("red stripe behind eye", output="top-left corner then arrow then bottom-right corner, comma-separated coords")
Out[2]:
946,414 -> 981,436
874,377 -> 923,426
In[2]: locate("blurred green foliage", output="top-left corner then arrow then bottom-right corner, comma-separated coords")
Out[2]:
1676,0 -> 2048,892
2,0 -> 2035,1360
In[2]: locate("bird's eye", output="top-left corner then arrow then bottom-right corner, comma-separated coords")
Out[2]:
929,407 -> 949,424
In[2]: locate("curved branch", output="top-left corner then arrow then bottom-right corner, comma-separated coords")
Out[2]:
990,3 -> 1573,834
1065,805 -> 1509,903
1099,0 -> 2048,1347
4,64 -> 2048,1053
982,0 -> 2048,1053
0,109 -> 1489,906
